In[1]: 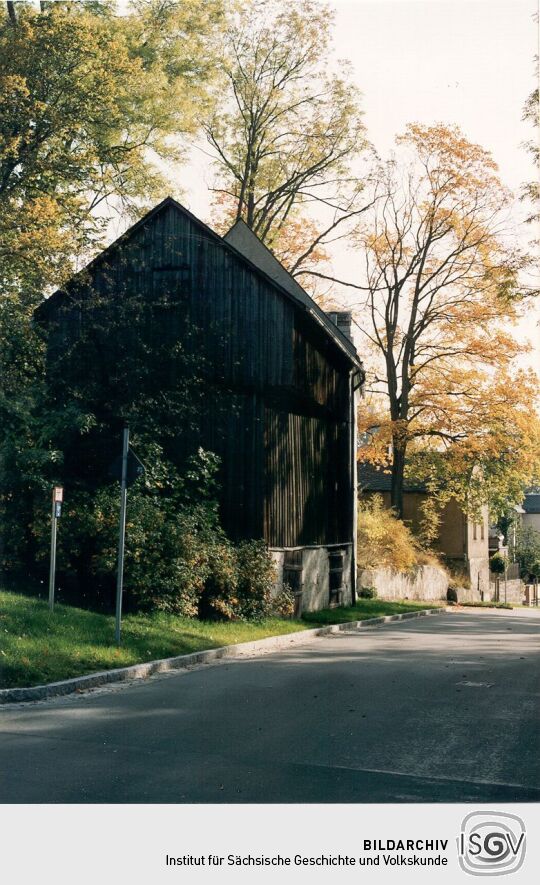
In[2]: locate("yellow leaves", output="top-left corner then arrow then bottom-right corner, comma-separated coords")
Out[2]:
357,495 -> 421,571
0,3 -> 196,297
398,122 -> 498,174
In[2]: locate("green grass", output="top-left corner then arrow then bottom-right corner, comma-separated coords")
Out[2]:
0,590 -> 442,689
458,601 -> 513,610
301,597 -> 442,626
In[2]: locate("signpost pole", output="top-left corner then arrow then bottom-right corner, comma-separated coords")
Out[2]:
48,486 -> 63,611
48,496 -> 57,612
115,425 -> 129,646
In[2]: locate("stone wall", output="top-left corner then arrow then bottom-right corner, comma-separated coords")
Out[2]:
467,557 -> 491,598
270,544 -> 353,613
358,565 -> 449,601
486,579 -> 524,605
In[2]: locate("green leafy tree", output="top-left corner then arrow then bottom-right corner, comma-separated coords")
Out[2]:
205,0 -> 370,274
514,525 -> 540,579
489,552 -> 507,575
0,0 -> 225,299
0,0 -> 226,577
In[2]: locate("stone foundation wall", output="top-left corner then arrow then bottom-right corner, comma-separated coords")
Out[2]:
486,579 -> 523,605
358,565 -> 449,601
468,557 -> 491,597
270,544 -> 353,612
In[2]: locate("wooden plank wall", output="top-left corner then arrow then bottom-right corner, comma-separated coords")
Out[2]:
48,203 -> 353,548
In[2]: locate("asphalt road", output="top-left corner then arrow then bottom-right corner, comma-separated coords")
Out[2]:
1,609 -> 539,803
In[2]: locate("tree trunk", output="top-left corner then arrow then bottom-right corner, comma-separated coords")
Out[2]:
6,1 -> 17,25
390,440 -> 406,518
246,190 -> 255,228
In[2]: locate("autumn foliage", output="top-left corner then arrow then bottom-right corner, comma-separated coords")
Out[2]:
356,123 -> 539,518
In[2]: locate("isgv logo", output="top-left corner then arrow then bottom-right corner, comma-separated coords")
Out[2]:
458,812 -> 526,876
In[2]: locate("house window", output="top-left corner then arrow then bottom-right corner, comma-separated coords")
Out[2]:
328,548 -> 345,606
481,522 -> 485,541
473,523 -> 477,541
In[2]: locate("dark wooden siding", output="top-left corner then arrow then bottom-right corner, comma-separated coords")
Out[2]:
264,408 -> 351,546
44,202 -> 353,547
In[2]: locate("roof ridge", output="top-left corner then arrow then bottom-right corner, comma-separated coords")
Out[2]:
34,199 -> 363,370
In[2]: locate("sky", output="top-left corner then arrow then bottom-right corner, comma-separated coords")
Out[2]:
328,0 -> 540,366
185,0 -> 538,214
332,0 -> 537,198
179,0 -> 539,366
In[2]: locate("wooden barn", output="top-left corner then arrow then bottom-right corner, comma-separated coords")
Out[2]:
35,197 -> 364,611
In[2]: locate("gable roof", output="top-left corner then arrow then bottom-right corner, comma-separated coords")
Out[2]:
224,219 -> 359,364
35,197 -> 363,371
523,494 -> 540,515
357,462 -> 428,494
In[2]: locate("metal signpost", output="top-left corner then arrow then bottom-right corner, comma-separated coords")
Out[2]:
48,486 -> 63,611
115,426 -> 130,645
110,426 -> 146,645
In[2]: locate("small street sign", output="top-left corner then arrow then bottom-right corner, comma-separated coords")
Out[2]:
109,448 -> 146,487
49,486 -> 64,611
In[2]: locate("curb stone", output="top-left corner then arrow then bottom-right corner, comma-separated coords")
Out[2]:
0,607 -> 445,705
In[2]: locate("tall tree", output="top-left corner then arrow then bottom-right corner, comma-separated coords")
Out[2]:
521,11 -> 539,232
354,124 -> 539,519
204,0 -> 370,274
0,0 -> 225,300
0,0 -> 226,571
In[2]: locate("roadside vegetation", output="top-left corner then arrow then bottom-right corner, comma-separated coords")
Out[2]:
0,589 -> 442,689
458,601 -> 513,610
357,496 -> 438,572
302,597 -> 441,627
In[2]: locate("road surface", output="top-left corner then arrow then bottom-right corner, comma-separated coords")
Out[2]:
1,609 -> 539,803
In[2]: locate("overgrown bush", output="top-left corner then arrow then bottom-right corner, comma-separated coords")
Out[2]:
199,539 -> 276,621
357,496 -> 423,571
358,586 -> 377,599
446,585 -> 459,603
30,449 -> 231,616
28,448 -> 277,621
490,552 -> 507,575
234,540 -> 277,620
271,585 -> 296,618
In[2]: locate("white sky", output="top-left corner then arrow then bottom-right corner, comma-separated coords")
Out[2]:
185,0 -> 538,209
147,0 -> 540,369
333,0 -> 537,196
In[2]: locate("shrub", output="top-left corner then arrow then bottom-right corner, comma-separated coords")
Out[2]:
27,445 -> 279,622
446,585 -> 458,603
461,601 -> 513,609
29,448 -> 235,616
490,552 -> 507,575
358,586 -> 377,599
271,585 -> 296,618
234,540 -> 276,620
357,495 -> 422,571
199,539 -> 277,622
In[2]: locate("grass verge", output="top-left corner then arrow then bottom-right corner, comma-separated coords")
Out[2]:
457,601 -> 513,610
301,597 -> 441,626
0,590 -> 442,689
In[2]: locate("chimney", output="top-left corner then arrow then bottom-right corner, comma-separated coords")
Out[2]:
327,311 -> 353,343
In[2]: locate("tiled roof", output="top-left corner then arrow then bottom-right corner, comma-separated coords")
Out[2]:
523,494 -> 540,514
357,462 -> 427,493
